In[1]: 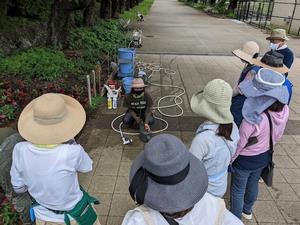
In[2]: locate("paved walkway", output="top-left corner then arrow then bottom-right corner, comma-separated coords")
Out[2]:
78,0 -> 300,224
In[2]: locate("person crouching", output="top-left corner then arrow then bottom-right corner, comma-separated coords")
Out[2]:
123,78 -> 154,140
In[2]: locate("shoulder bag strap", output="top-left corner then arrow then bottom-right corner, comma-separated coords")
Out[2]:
265,111 -> 274,157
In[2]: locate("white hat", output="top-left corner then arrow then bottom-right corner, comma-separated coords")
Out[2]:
232,41 -> 260,63
191,79 -> 233,124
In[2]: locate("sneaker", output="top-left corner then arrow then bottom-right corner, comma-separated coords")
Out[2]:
259,178 -> 264,183
242,212 -> 253,220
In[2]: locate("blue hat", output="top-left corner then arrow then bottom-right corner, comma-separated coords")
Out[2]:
239,68 -> 289,124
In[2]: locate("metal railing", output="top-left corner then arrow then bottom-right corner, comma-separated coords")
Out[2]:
235,0 -> 300,37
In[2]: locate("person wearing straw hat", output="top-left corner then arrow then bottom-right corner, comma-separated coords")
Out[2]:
189,79 -> 239,198
231,41 -> 260,127
232,41 -> 260,88
230,68 -> 289,220
266,28 -> 294,72
122,134 -> 243,225
10,93 -> 101,225
231,50 -> 292,127
123,78 -> 154,132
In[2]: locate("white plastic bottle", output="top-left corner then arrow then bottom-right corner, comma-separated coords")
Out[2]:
112,97 -> 117,109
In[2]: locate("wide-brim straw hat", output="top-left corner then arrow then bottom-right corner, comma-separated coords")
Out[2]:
191,79 -> 233,124
232,41 -> 260,64
266,28 -> 289,41
250,50 -> 289,74
18,93 -> 86,145
132,78 -> 146,88
129,134 -> 208,213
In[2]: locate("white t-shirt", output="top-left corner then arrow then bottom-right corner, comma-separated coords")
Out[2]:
121,193 -> 244,225
10,141 -> 93,222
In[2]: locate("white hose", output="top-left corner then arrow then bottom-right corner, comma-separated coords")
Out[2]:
111,58 -> 185,136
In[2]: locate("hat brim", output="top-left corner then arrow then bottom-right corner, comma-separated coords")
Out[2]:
232,49 -> 253,64
132,84 -> 147,88
190,92 -> 233,124
250,58 -> 289,74
239,80 -> 289,104
266,36 -> 289,41
130,151 -> 208,214
18,94 -> 86,145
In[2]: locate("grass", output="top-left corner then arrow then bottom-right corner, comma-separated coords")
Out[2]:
121,0 -> 154,21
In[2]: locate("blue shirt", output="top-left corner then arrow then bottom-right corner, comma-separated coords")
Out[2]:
276,47 -> 294,69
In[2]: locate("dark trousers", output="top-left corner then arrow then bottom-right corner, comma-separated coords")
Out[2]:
123,111 -> 154,125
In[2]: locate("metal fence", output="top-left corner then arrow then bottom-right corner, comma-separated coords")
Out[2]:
235,0 -> 300,37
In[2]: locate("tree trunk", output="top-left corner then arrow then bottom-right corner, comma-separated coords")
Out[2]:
125,0 -> 131,10
47,0 -> 93,48
111,0 -> 120,18
0,0 -> 9,25
130,0 -> 135,8
228,0 -> 238,11
100,0 -> 112,19
119,0 -> 125,13
209,0 -> 216,5
84,0 -> 95,26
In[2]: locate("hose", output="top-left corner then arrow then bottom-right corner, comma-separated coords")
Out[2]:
111,57 -> 185,136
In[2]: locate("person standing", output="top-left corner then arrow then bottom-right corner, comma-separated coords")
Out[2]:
189,79 -> 239,198
122,134 -> 244,225
230,69 -> 290,220
10,93 -> 101,225
266,28 -> 294,73
231,41 -> 260,127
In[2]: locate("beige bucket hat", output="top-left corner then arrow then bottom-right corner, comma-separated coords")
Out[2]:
18,93 -> 86,145
132,78 -> 146,88
191,79 -> 233,124
232,41 -> 260,63
266,29 -> 289,41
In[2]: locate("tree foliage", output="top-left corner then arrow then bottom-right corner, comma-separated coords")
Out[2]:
0,0 -> 143,48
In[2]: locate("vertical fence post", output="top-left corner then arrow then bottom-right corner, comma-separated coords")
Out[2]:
288,0 -> 297,34
250,1 -> 255,24
246,2 -> 251,20
259,0 -> 265,27
264,0 -> 272,29
256,3 -> 261,21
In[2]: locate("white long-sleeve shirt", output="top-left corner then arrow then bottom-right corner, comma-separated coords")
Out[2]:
10,141 -> 93,222
121,193 -> 243,225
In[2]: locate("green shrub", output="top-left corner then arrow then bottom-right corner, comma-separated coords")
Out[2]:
68,21 -> 130,73
0,48 -> 74,81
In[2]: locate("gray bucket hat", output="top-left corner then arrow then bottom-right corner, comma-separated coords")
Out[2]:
239,68 -> 289,124
129,134 -> 208,214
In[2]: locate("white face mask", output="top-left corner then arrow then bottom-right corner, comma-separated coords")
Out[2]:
270,43 -> 280,50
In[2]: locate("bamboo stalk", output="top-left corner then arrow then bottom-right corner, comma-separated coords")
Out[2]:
86,75 -> 92,106
92,70 -> 96,97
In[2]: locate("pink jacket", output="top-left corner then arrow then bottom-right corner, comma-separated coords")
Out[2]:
232,105 -> 289,161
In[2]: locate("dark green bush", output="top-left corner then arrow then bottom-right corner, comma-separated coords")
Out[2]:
68,21 -> 130,73
0,48 -> 74,81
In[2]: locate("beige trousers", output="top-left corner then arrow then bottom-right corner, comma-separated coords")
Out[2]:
36,218 -> 101,225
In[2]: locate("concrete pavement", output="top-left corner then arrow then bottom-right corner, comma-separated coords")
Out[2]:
79,0 -> 300,224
